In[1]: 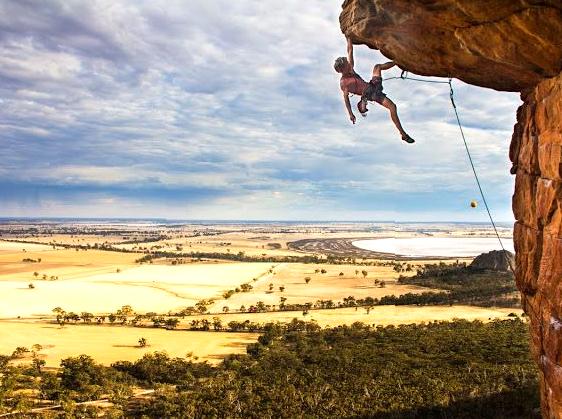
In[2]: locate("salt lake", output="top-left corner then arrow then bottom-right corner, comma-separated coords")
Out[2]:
352,237 -> 515,257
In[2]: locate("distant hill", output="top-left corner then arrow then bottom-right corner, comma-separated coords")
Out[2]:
470,250 -> 514,272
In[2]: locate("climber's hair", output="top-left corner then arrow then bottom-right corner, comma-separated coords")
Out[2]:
334,57 -> 347,73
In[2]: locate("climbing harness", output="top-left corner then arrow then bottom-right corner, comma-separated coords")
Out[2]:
383,73 -> 516,274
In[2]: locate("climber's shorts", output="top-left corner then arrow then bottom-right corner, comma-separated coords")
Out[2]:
361,76 -> 386,104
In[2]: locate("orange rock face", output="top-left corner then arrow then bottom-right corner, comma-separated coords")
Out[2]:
340,0 -> 562,416
512,73 -> 562,416
340,0 -> 562,91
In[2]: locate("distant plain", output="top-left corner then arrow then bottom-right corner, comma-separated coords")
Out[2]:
0,221 -> 518,366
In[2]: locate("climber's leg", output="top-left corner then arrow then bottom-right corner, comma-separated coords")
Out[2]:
379,97 -> 405,136
379,97 -> 414,143
372,62 -> 394,78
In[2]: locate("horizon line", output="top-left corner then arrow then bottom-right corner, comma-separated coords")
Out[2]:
0,216 -> 515,225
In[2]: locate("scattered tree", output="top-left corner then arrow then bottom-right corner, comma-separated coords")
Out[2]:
32,358 -> 46,375
212,317 -> 222,331
240,283 -> 253,292
52,307 -> 66,324
12,346 -> 30,359
164,318 -> 179,330
81,312 -> 94,323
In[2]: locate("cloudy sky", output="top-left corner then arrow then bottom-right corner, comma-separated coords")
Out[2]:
0,0 -> 521,221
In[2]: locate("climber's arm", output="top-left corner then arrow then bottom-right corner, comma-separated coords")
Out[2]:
342,90 -> 356,124
346,36 -> 354,69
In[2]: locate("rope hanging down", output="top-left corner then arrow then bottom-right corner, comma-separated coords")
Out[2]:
384,73 -> 515,274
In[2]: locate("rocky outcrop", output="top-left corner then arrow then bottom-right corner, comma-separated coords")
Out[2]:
340,0 -> 562,92
340,1 -> 562,417
470,250 -> 515,272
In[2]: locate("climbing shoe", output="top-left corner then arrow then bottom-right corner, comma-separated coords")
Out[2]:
402,134 -> 415,144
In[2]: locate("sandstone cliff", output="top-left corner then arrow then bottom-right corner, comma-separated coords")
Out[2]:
341,0 -> 561,92
340,1 -> 562,416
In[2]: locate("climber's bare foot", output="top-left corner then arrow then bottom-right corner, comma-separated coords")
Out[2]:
401,134 -> 415,144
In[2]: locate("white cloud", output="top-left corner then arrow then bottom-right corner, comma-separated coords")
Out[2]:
0,0 -> 520,221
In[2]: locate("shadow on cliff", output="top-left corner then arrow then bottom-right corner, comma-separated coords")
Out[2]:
370,384 -> 539,419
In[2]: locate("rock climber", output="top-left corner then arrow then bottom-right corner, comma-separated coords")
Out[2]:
334,36 -> 415,143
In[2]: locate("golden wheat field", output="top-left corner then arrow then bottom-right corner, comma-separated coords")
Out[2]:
0,234 -> 519,368
0,320 -> 258,367
0,242 -> 274,317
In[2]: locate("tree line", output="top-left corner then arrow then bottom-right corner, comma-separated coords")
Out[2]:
396,262 -> 520,308
0,319 -> 539,417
